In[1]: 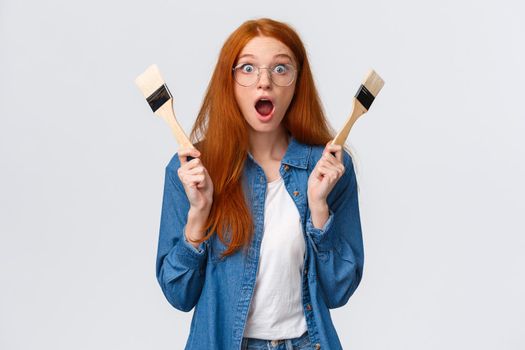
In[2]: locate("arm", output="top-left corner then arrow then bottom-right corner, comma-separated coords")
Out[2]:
155,160 -> 209,312
306,151 -> 364,309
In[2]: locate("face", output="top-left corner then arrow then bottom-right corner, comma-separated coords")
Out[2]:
233,36 -> 297,135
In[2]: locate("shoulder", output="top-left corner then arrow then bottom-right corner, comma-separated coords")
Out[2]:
164,153 -> 184,190
166,152 -> 182,173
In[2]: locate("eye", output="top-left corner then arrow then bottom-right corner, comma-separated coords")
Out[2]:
272,64 -> 288,74
240,64 -> 255,74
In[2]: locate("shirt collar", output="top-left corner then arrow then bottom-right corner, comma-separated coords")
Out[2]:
281,135 -> 310,169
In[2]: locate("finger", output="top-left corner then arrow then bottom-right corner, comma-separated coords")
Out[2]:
327,145 -> 343,163
325,142 -> 343,163
196,179 -> 207,188
318,153 -> 341,173
321,165 -> 338,177
183,158 -> 202,170
320,152 -> 337,165
326,141 -> 339,159
319,171 -> 338,183
328,158 -> 345,175
318,165 -> 343,182
181,174 -> 205,188
179,162 -> 210,190
178,147 -> 201,165
186,166 -> 205,175
316,165 -> 332,177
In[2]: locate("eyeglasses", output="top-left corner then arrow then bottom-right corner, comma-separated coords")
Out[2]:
232,63 -> 297,87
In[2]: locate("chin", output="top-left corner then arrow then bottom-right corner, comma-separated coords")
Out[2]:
248,123 -> 278,133
247,117 -> 284,133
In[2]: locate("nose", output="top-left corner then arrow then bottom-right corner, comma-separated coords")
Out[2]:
257,68 -> 272,90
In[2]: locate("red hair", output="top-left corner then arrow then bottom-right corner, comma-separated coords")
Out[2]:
189,18 -> 334,258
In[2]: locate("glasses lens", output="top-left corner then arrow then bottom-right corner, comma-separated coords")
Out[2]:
233,64 -> 258,87
271,64 -> 295,87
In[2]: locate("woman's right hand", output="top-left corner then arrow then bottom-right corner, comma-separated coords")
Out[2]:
177,148 -> 214,212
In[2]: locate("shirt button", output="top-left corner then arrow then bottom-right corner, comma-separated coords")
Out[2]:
284,164 -> 289,171
315,343 -> 321,349
293,191 -> 299,196
304,268 -> 308,275
305,303 -> 312,311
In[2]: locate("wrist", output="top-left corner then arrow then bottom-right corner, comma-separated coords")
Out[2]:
308,199 -> 328,214
185,207 -> 211,243
189,203 -> 211,215
309,200 -> 329,229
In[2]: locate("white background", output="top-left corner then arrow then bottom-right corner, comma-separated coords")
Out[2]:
1,0 -> 524,349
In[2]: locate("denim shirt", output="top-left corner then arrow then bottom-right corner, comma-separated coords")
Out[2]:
155,136 -> 364,350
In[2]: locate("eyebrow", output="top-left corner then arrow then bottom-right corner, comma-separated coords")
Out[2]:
237,53 -> 293,61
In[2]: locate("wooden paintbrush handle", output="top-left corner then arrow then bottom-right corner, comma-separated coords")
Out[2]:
154,99 -> 194,149
331,99 -> 367,146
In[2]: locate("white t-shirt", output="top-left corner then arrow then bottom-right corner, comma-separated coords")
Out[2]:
243,176 -> 308,339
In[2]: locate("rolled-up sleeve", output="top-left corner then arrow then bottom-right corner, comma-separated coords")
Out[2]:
305,151 -> 364,309
155,156 -> 208,312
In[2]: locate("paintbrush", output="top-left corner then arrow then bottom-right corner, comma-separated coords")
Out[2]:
135,64 -> 194,150
331,69 -> 385,146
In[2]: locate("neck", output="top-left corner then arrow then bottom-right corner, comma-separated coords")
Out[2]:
248,126 -> 290,162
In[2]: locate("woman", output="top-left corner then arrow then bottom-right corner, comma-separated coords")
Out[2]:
155,18 -> 364,350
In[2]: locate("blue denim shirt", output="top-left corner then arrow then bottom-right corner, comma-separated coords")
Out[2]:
156,136 -> 364,350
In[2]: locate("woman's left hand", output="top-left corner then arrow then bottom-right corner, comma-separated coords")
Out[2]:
307,142 -> 345,208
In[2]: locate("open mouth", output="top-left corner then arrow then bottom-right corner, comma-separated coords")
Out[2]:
255,98 -> 274,117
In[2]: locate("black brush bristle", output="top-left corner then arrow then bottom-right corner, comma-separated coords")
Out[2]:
355,84 -> 375,110
147,84 -> 172,112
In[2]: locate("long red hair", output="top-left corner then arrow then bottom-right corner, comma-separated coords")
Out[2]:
189,18 -> 334,258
